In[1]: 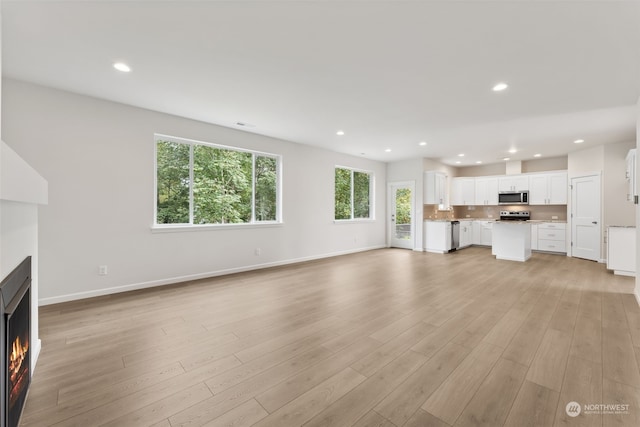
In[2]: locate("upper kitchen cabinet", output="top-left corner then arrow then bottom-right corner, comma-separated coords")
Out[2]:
626,149 -> 636,204
424,171 -> 448,206
475,177 -> 499,205
450,177 -> 475,206
498,175 -> 529,192
529,172 -> 567,205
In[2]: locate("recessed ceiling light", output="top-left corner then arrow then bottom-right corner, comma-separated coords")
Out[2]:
336,130 -> 345,136
503,157 -> 510,161
385,148 -> 392,152
113,62 -> 131,72
455,161 -> 461,164
419,141 -> 427,146
476,161 -> 482,164
492,82 -> 508,91
508,149 -> 517,154
574,139 -> 584,144
458,153 -> 465,157
534,153 -> 542,158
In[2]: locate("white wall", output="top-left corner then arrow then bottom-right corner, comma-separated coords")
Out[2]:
636,96 -> 640,304
603,141 -> 636,228
1,78 -> 387,304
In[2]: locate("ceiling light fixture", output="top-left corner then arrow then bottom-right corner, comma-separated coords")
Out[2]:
113,62 -> 131,72
458,153 -> 465,157
534,153 -> 542,158
508,149 -> 517,154
336,130 -> 345,136
574,139 -> 584,144
419,141 -> 427,146
492,82 -> 508,91
455,161 -> 461,164
503,157 -> 510,161
385,148 -> 392,152
476,161 -> 482,164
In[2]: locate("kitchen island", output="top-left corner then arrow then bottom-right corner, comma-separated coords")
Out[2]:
492,221 -> 532,262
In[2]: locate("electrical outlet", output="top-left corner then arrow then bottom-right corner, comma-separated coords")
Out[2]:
551,215 -> 558,220
98,265 -> 108,276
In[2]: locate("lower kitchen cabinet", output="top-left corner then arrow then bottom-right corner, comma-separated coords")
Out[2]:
424,221 -> 452,253
459,220 -> 473,248
472,221 -> 493,246
607,226 -> 636,276
536,222 -> 566,253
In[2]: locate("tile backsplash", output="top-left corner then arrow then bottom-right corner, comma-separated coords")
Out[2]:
423,204 -> 568,221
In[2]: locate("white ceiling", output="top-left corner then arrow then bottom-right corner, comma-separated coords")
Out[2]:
2,1 -> 640,165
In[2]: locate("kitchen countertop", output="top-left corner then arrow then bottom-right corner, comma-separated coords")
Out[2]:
608,225 -> 636,228
424,218 -> 567,223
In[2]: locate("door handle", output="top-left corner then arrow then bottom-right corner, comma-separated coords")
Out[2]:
592,221 -> 598,224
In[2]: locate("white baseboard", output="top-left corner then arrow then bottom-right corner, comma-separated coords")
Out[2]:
39,245 -> 386,306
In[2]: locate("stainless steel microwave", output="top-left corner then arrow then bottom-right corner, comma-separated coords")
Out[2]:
498,191 -> 529,205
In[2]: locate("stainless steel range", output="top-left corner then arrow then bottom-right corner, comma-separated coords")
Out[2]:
499,210 -> 530,221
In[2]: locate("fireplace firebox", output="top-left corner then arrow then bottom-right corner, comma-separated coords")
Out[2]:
0,257 -> 31,427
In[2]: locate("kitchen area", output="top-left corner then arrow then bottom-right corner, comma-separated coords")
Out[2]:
420,157 -> 637,282
423,168 -> 570,261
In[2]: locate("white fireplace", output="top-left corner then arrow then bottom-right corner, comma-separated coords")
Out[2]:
0,140 -> 48,376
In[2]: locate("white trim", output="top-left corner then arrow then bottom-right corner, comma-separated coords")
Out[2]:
31,338 -> 42,374
151,221 -> 283,233
38,245 -> 386,306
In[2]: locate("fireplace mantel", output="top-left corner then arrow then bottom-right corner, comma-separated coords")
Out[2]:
1,141 -> 48,205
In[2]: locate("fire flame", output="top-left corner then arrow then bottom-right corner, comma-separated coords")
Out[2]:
9,336 -> 28,382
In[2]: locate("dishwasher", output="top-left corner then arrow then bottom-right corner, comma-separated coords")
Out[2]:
450,220 -> 460,251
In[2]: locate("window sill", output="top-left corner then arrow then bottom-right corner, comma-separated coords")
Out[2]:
151,222 -> 284,233
333,219 -> 376,224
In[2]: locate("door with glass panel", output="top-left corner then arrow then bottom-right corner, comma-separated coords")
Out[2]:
389,182 -> 415,249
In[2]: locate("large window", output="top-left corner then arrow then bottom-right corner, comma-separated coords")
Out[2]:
155,135 -> 280,226
334,167 -> 373,220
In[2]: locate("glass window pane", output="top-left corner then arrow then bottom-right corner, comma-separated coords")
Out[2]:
156,140 -> 190,224
193,145 -> 252,224
255,156 -> 277,221
353,171 -> 371,219
395,188 -> 412,239
335,168 -> 352,220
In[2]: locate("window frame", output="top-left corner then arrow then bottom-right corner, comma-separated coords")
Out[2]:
334,165 -> 375,222
153,134 -> 282,230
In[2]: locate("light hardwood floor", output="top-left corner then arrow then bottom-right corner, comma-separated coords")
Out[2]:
22,247 -> 640,426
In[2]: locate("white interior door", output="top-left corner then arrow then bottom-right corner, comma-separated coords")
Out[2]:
571,174 -> 601,261
389,182 -> 414,249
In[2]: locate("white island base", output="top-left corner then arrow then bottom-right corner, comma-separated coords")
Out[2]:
492,222 -> 532,262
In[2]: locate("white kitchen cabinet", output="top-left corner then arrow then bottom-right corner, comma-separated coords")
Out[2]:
475,177 -> 499,205
424,172 -> 448,206
530,223 -> 539,250
626,149 -> 636,204
537,222 -> 566,253
472,221 -> 482,245
471,220 -> 493,246
451,178 -> 475,206
607,226 -> 636,276
459,220 -> 473,248
529,172 -> 567,205
498,175 -> 529,192
481,221 -> 493,246
424,221 -> 451,253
